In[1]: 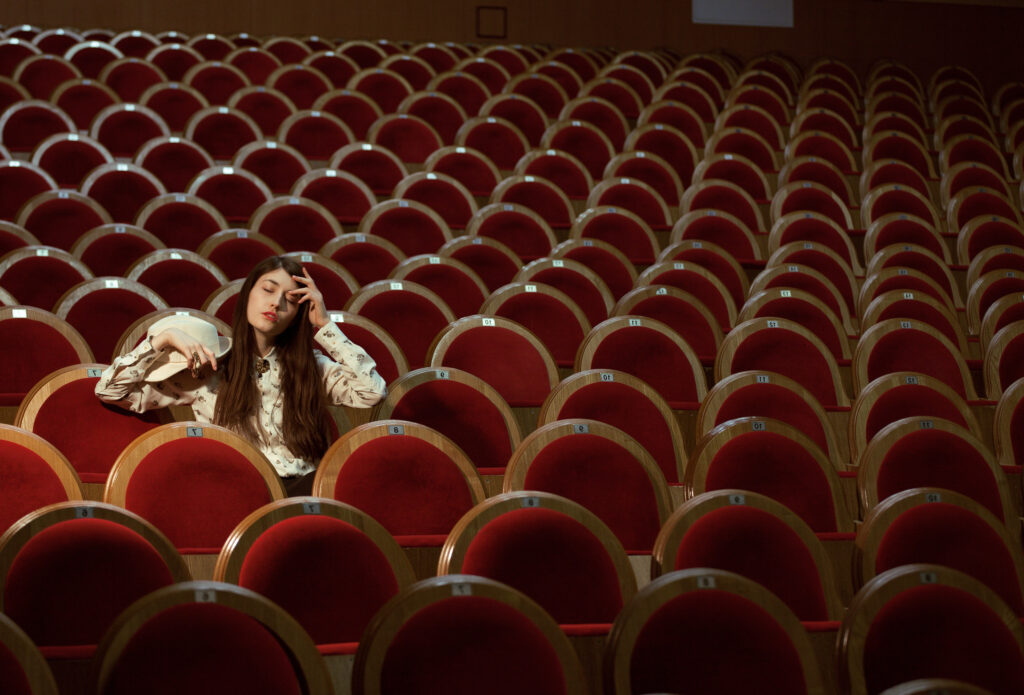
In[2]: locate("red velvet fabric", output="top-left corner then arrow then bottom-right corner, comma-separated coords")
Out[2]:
965,219 -> 1024,259
389,379 -> 513,470
0,441 -> 70,536
876,503 -> 1024,613
704,432 -> 838,532
510,78 -> 564,118
334,149 -> 403,195
332,435 -> 474,537
326,240 -> 399,286
497,180 -> 572,230
137,141 -> 210,195
676,213 -> 759,261
547,125 -> 612,180
874,299 -> 961,347
0,165 -> 54,221
997,332 -> 1024,395
353,72 -> 410,113
429,151 -> 499,196
713,382 -> 830,456
125,438 -> 274,550
256,206 -> 338,254
522,152 -> 592,199
0,641 -> 31,695
730,328 -> 840,406
21,197 -> 107,250
237,149 -> 307,194
380,596 -> 567,695
700,158 -> 770,200
374,118 -> 442,165
659,84 -> 715,122
461,120 -> 527,171
665,246 -> 745,306
0,320 -> 83,404
872,216 -> 947,258
143,86 -> 205,132
752,296 -> 845,358
94,111 -> 166,158
137,260 -> 222,309
711,131 -> 775,173
272,69 -> 328,110
870,137 -> 932,178
866,160 -> 930,198
559,381 -> 679,482
235,91 -> 299,137
780,249 -> 856,312
0,105 -> 71,152
777,215 -> 856,266
763,269 -> 845,319
141,199 -> 227,250
207,237 -> 277,280
357,290 -> 449,369
402,265 -> 484,318
65,288 -> 162,362
594,181 -> 668,229
877,429 -> 1003,519
366,206 -> 449,256
326,321 -> 399,384
474,208 -> 553,261
629,590 -> 809,694
0,256 -> 88,311
590,325 -> 703,407
238,515 -> 400,644
673,506 -> 830,620
317,93 -> 378,141
462,507 -> 624,623
631,128 -> 697,184
4,518 -> 175,645
791,134 -> 855,175
188,66 -> 247,106
870,275 -> 949,308
86,171 -> 163,224
299,176 -> 374,225
863,585 -> 1024,695
36,140 -> 109,188
440,325 -> 553,406
587,82 -> 640,120
866,331 -> 968,398
688,184 -> 761,234
284,115 -> 353,161
33,379 -> 164,482
193,174 -> 269,222
493,292 -> 584,366
785,161 -> 850,204
522,434 -> 662,552
81,232 -> 159,277
447,243 -> 520,292
404,97 -> 466,147
103,603 -> 303,695
561,245 -> 634,300
956,191 -> 1017,229
864,383 -> 969,443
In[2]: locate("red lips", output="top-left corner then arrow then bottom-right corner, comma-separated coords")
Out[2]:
263,312 -> 278,322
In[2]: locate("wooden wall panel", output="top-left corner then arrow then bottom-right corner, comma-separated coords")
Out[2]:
3,0 -> 1020,90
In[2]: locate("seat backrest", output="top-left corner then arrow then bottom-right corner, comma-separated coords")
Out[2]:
604,568 -> 826,695
856,488 -> 1024,613
993,377 -> 1024,467
504,419 -> 672,553
215,497 -> 415,645
248,197 -> 342,254
388,253 -> 487,319
466,201 -> 557,261
439,491 -> 636,624
104,422 -> 285,552
857,416 -> 1013,527
0,612 -> 57,695
352,574 -> 586,695
0,245 -> 93,312
357,198 -> 452,257
94,580 -> 331,695
125,249 -> 229,310
0,424 -> 83,536
374,367 -> 520,474
653,489 -> 844,620
0,501 -> 189,648
839,565 -> 1024,695
984,320 -> 1024,398
0,306 -> 93,406
312,420 -> 485,544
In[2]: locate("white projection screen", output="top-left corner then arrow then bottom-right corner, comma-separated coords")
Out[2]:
692,0 -> 794,27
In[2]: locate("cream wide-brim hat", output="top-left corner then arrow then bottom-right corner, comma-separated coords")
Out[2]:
144,315 -> 232,382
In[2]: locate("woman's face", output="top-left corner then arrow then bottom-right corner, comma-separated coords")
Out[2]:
246,267 -> 300,342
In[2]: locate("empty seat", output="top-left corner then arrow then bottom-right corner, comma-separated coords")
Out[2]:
15,190 -> 111,251
248,196 -> 342,253
79,162 -> 167,224
357,198 -> 452,257
0,424 -> 83,536
0,246 -> 93,312
0,306 -> 93,409
90,103 -> 170,158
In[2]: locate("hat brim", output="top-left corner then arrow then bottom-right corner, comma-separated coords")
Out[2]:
144,337 -> 232,383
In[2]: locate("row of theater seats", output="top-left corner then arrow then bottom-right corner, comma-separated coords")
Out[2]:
1,412 -> 1022,693
1,22 -> 1023,694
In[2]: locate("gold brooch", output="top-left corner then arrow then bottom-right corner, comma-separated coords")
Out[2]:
254,357 -> 270,377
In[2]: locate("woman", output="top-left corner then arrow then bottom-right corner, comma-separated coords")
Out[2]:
95,255 -> 387,493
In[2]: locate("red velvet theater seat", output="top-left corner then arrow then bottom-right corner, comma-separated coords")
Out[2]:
390,254 -> 488,319
186,165 -> 272,224
604,568 -> 826,694
15,364 -> 168,491
489,174 -> 575,230
504,419 -> 672,554
856,488 -> 1024,614
94,580 -> 331,695
15,190 -> 112,252
553,237 -> 638,303
319,233 -> 405,288
635,259 -> 737,332
0,307 -> 92,408
71,224 -> 165,278
467,202 -> 558,263
215,498 -> 415,653
352,574 -> 586,695
838,565 -> 1024,695
248,197 -> 343,254
428,314 -> 559,408
197,229 -> 283,281
393,171 -> 477,230
438,234 -> 522,294
0,500 -> 188,685
125,249 -> 228,310
994,377 -> 1024,468
686,417 -> 854,534
0,425 -> 83,537
0,611 -> 58,695
291,168 -> 377,226
135,192 -> 228,251
481,281 -> 590,367
0,246 -> 93,313
985,320 -> 1024,399
328,142 -> 406,196
357,198 -> 452,257
375,367 -> 520,477
313,420 -> 485,553
104,422 -> 284,568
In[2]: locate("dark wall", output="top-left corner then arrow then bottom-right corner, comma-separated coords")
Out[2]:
4,0 -> 1021,90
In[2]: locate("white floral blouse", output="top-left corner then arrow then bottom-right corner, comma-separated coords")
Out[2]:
94,321 -> 387,477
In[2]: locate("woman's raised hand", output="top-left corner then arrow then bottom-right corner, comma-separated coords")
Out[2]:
151,327 -> 217,376
289,267 -> 330,329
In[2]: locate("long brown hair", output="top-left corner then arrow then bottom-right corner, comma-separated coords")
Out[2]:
213,256 -> 332,462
